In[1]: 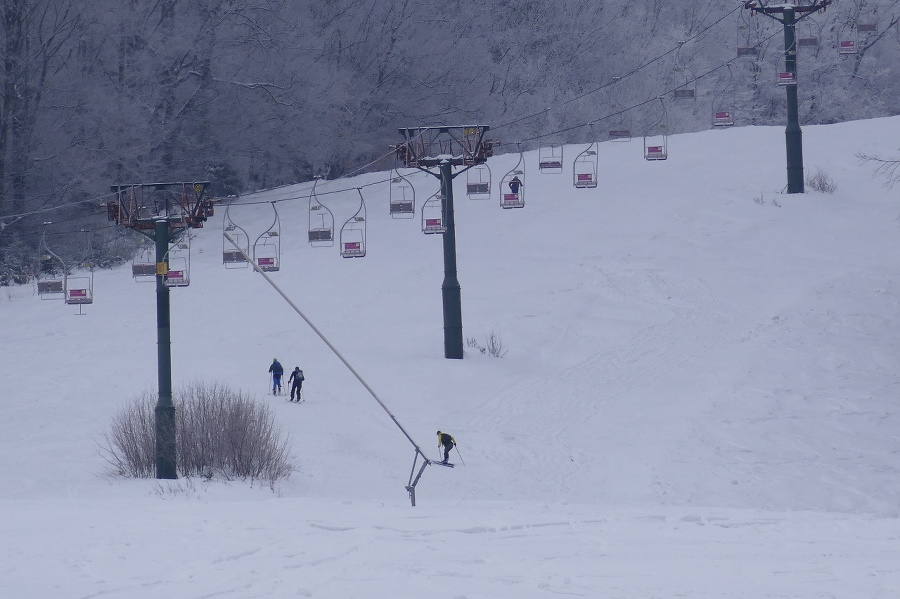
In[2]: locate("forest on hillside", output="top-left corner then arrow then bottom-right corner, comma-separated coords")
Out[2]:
1,0 -> 899,282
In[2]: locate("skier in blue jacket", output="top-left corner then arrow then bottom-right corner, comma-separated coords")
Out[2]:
268,359 -> 284,395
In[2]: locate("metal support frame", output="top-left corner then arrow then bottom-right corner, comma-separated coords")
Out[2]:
395,126 -> 493,359
745,1 -> 832,194
108,181 -> 212,479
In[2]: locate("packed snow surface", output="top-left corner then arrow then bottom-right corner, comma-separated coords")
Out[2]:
2,118 -> 900,597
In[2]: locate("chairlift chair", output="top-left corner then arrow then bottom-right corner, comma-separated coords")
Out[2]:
389,169 -> 416,218
797,19 -> 820,47
607,76 -> 633,141
36,231 -> 66,299
672,56 -> 696,100
838,39 -> 857,54
253,202 -> 281,272
643,98 -> 669,161
65,231 -> 97,311
222,204 -> 250,267
164,259 -> 190,287
308,177 -> 335,246
713,111 -> 735,127
538,144 -> 564,174
711,64 -> 736,128
37,278 -> 64,296
776,71 -> 797,86
466,163 -> 492,200
341,189 -> 367,257
164,234 -> 190,287
500,171 -> 525,208
65,276 -> 93,305
421,191 -> 446,234
254,233 -> 280,271
736,10 -> 761,57
838,24 -> 859,55
132,247 -> 157,279
499,148 -> 525,209
573,140 -> 598,189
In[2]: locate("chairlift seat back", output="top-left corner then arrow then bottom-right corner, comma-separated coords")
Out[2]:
390,200 -> 414,215
341,241 -> 365,258
66,288 -> 93,304
501,193 -> 524,209
223,250 -> 247,264
309,229 -> 333,242
423,218 -> 445,234
257,257 -> 279,271
38,280 -> 65,294
164,270 -> 189,287
645,146 -> 667,160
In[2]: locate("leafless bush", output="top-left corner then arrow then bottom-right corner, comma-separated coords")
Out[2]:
857,152 -> 900,188
806,168 -> 838,193
103,393 -> 157,478
465,332 -> 508,358
101,382 -> 293,485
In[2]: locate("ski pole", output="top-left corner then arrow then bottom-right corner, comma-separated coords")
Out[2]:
455,445 -> 466,466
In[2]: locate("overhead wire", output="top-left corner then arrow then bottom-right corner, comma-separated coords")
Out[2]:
4,3 -> 780,234
491,3 -> 746,134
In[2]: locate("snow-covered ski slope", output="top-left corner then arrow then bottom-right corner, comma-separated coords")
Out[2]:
2,118 -> 900,598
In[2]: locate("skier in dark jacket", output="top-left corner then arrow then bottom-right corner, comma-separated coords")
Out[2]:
436,431 -> 456,464
508,176 -> 522,194
288,366 -> 305,402
268,359 -> 284,395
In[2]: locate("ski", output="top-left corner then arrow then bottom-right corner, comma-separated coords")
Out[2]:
433,461 -> 454,468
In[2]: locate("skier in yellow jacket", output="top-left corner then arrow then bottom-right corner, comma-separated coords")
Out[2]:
436,431 -> 456,464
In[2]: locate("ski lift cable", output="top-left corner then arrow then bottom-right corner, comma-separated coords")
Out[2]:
509,59 -> 736,147
505,21 -> 780,150
492,3 -> 745,134
0,189 -> 120,235
4,8 -> 776,231
226,8 -> 751,208
234,169 -> 429,209
223,230 -> 431,463
238,13 -> 742,204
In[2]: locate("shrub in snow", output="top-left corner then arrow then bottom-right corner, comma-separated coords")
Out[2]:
806,168 -> 838,193
101,381 -> 293,484
465,332 -> 508,358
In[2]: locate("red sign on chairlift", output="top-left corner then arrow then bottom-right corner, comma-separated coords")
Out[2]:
167,270 -> 185,281
576,174 -> 593,182
839,40 -> 856,53
69,289 -> 87,298
777,72 -> 796,85
344,242 -> 360,251
258,257 -> 275,267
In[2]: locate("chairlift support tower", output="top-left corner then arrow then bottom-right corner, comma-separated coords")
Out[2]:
396,125 -> 493,359
108,181 -> 213,479
744,0 -> 833,194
